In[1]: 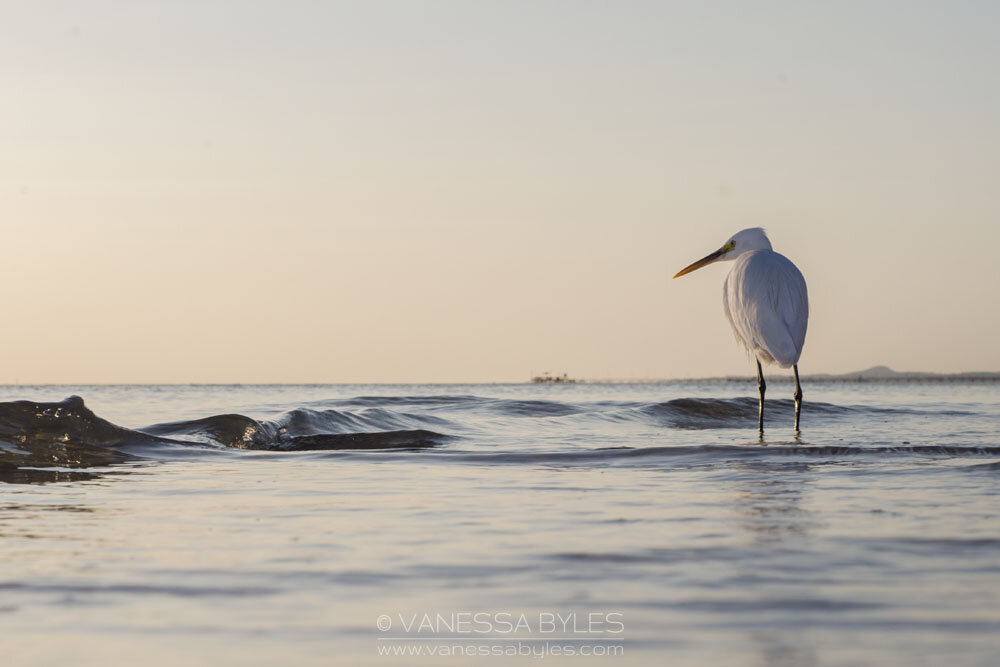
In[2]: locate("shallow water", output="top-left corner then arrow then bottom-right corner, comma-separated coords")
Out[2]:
1,381 -> 998,666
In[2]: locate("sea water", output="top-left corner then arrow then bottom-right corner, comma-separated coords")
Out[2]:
1,381 -> 998,666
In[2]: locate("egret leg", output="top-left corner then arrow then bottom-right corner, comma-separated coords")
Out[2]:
756,359 -> 766,433
793,364 -> 803,432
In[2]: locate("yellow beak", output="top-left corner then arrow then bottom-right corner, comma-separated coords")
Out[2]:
673,248 -> 727,278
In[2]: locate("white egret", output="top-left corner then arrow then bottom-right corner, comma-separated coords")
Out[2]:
673,228 -> 808,431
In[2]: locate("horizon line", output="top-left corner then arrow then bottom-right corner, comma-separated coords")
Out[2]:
2,370 -> 999,388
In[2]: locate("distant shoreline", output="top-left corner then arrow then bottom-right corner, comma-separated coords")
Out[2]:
2,368 -> 999,387
583,367 -> 1000,383
663,373 -> 1000,383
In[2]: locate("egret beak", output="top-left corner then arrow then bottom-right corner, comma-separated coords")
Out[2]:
673,248 -> 727,278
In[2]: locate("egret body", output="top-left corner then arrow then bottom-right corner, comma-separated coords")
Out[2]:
674,228 -> 808,431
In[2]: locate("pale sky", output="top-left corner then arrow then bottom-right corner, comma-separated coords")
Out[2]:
2,1 -> 998,383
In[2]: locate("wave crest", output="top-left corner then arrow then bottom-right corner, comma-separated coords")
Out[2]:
0,396 -> 451,471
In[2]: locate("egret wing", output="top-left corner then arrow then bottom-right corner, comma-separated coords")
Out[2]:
722,250 -> 808,368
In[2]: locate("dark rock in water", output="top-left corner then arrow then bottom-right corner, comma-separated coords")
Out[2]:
0,396 -> 143,468
0,395 -> 119,443
287,429 -> 448,451
0,396 -> 449,475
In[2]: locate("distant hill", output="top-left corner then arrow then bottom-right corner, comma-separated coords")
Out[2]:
851,365 -> 899,378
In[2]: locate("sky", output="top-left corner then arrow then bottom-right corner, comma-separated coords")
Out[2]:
2,1 -> 998,383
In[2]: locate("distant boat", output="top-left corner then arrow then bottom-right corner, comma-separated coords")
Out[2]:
531,372 -> 576,384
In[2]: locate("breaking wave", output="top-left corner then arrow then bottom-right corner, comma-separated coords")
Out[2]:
0,396 -> 451,470
0,394 -> 992,474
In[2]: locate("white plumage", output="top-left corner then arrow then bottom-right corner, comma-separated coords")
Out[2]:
674,227 -> 809,431
722,240 -> 808,368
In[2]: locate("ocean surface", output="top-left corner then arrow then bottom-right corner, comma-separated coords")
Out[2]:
1,381 -> 998,666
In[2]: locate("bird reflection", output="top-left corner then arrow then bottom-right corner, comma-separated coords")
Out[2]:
729,461 -> 822,665
729,460 -> 817,544
751,631 -> 819,667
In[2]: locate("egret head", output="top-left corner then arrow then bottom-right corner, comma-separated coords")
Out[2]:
673,227 -> 772,278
